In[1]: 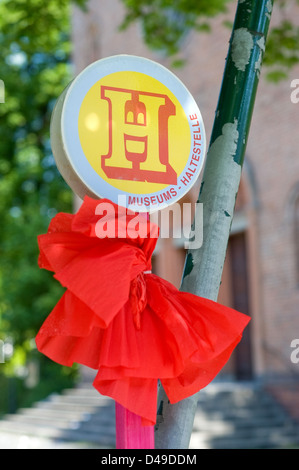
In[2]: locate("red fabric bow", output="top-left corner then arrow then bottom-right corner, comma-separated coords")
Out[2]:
36,196 -> 250,426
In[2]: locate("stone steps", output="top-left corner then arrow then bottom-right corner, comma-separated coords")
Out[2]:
0,381 -> 299,449
0,385 -> 116,448
189,382 -> 299,449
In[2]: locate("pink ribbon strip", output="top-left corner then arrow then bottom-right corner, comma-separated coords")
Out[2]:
115,402 -> 155,449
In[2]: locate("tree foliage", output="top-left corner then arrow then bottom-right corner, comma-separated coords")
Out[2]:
120,0 -> 232,56
120,0 -> 299,79
0,0 -> 85,402
263,17 -> 299,81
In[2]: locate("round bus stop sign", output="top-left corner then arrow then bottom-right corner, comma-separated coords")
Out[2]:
51,55 -> 206,212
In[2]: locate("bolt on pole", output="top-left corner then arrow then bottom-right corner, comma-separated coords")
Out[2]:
155,0 -> 274,449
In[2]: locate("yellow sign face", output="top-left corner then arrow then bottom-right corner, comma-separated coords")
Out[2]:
78,71 -> 191,195
52,55 -> 206,212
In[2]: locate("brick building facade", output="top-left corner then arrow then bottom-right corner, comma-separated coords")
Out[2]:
71,0 -> 299,384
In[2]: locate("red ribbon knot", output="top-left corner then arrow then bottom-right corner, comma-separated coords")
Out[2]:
130,272 -> 147,330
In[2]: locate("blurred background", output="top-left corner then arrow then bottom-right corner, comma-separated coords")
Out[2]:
1,0 -> 299,449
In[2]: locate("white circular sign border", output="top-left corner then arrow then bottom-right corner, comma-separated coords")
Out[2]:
60,54 -> 206,213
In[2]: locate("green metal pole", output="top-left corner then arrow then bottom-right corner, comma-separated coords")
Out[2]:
155,0 -> 273,449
